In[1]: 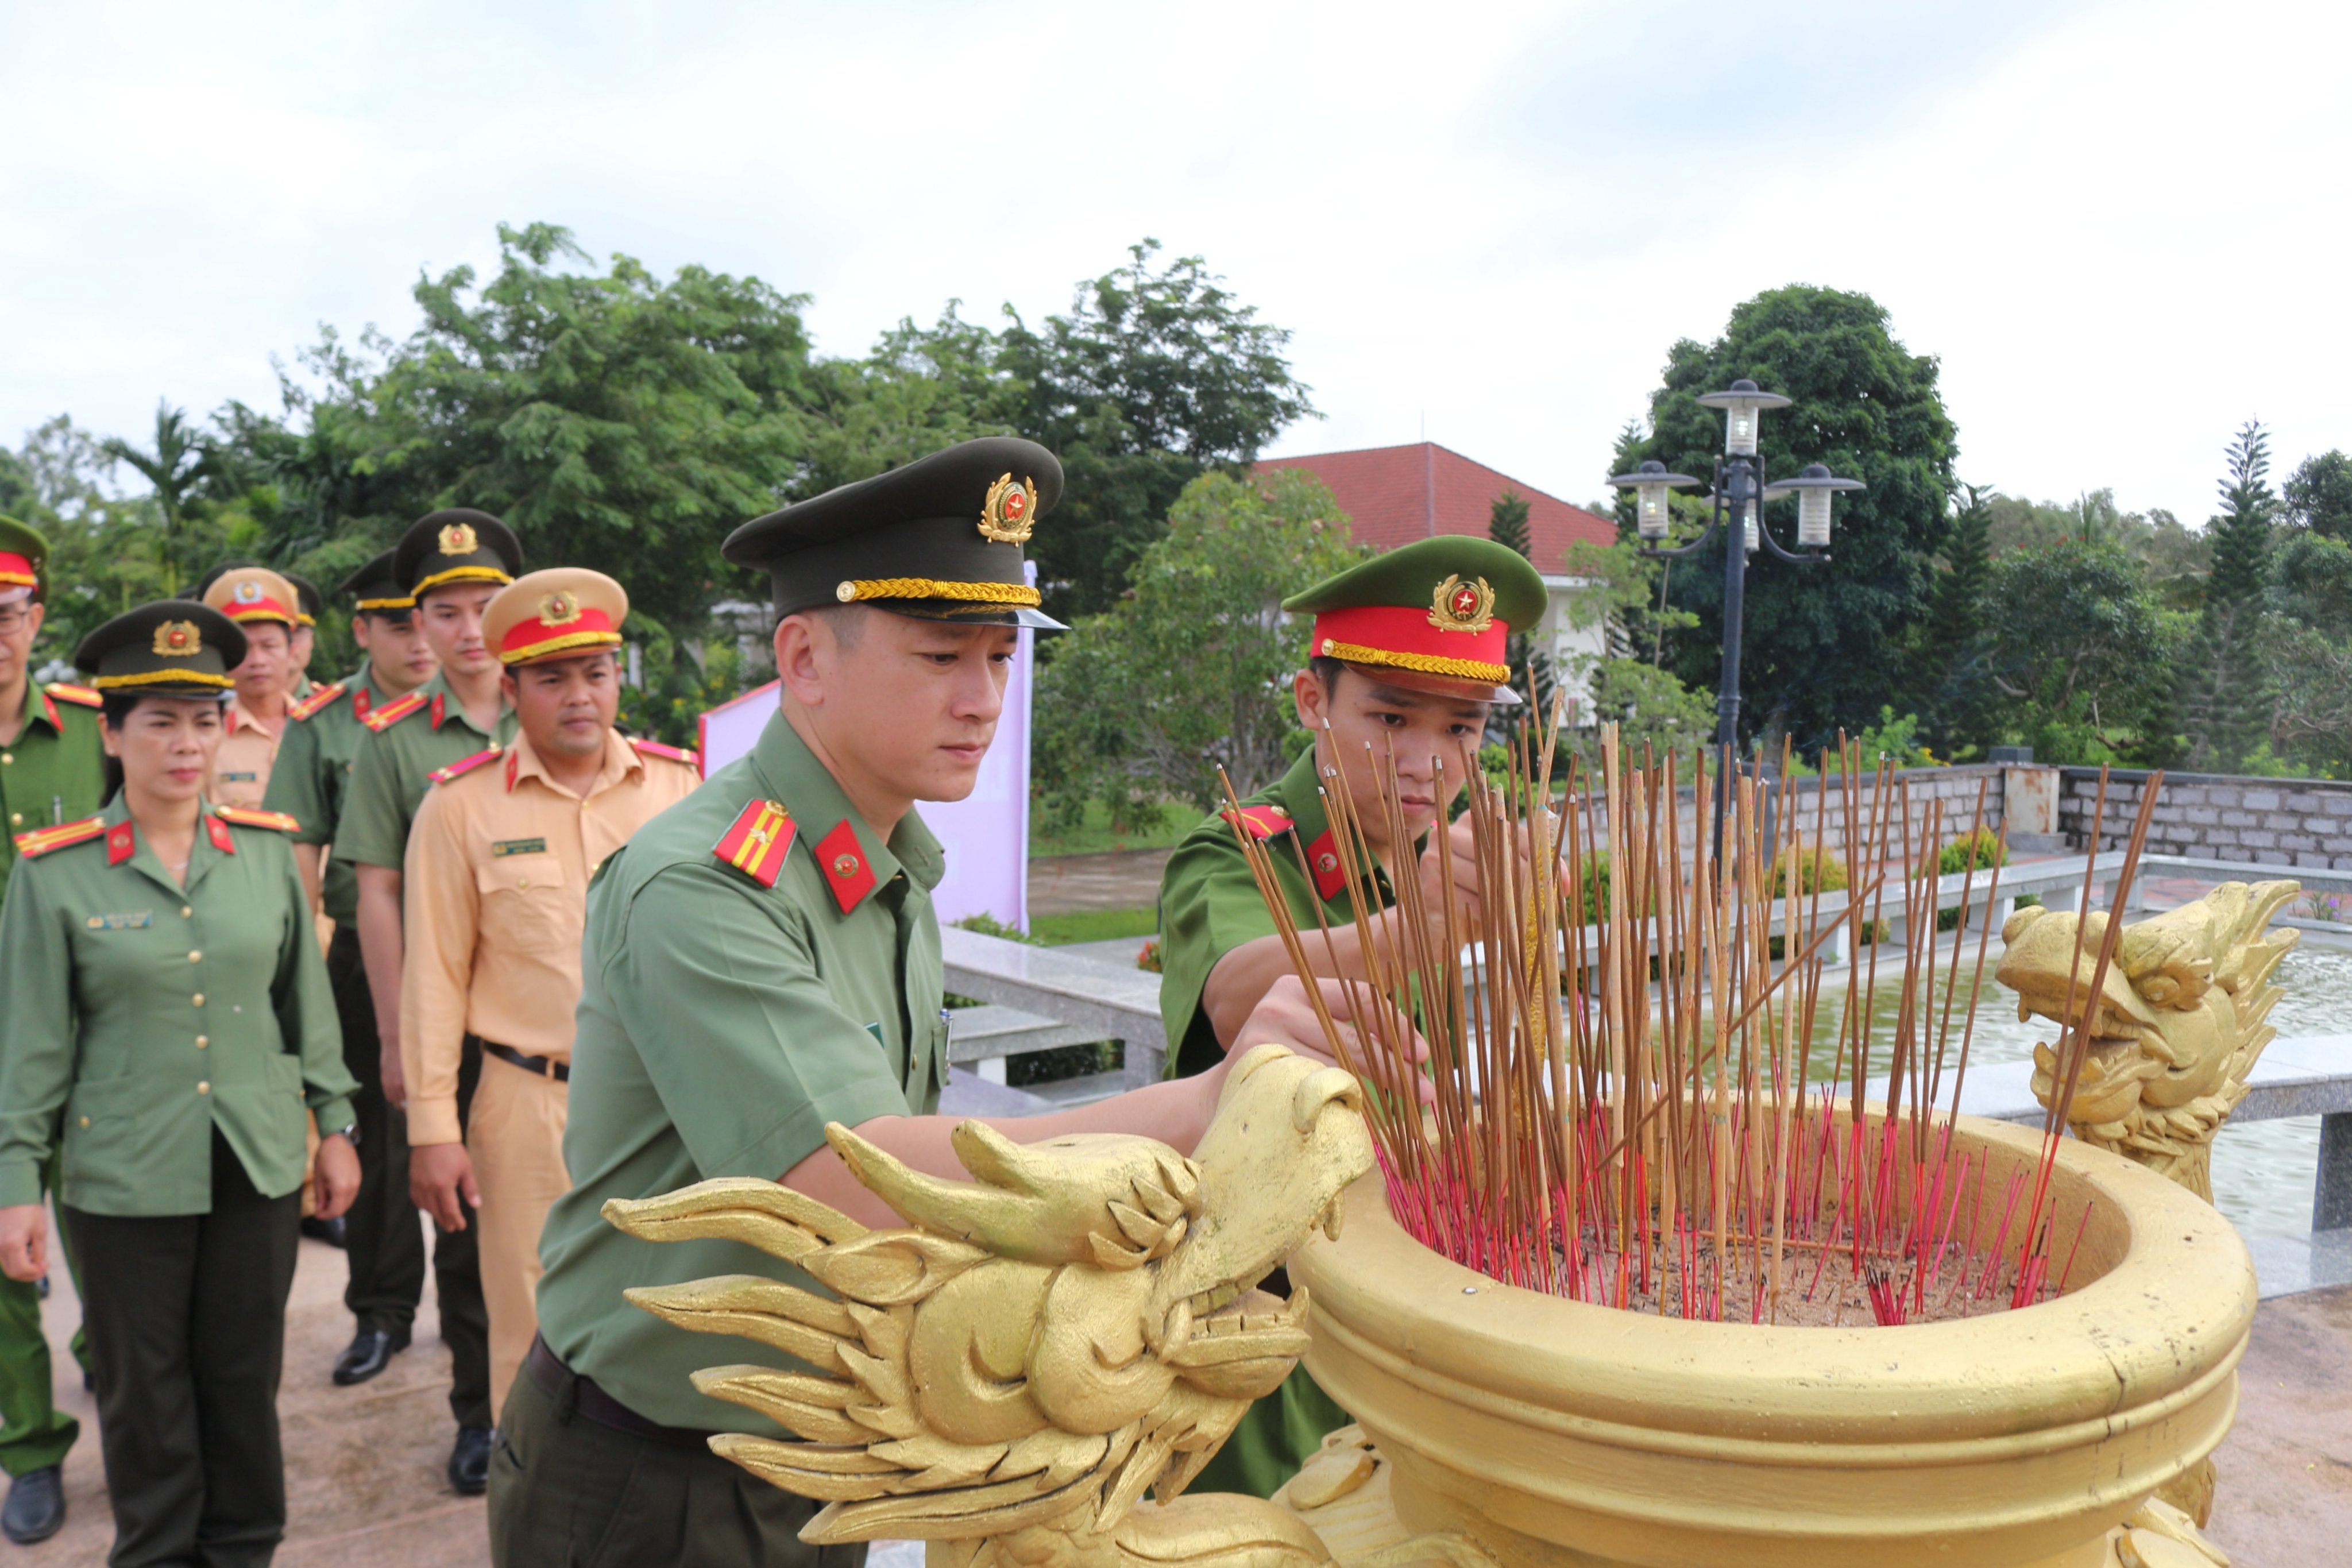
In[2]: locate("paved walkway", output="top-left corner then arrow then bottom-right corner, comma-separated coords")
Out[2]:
1027,848 -> 1171,916
17,1230 -> 2348,1563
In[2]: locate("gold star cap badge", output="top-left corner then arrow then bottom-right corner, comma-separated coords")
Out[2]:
438,522 -> 480,555
539,589 -> 582,625
1427,574 -> 1497,635
978,473 -> 1038,544
153,619 -> 203,657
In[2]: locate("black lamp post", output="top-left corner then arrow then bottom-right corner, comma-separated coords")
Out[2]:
1608,379 -> 1864,853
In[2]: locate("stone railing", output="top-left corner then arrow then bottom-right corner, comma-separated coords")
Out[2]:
2057,767 -> 2352,872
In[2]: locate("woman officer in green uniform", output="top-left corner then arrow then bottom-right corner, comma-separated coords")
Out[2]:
0,599 -> 362,1567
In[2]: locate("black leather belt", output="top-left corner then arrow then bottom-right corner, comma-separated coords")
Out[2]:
525,1335 -> 715,1452
483,1040 -> 570,1083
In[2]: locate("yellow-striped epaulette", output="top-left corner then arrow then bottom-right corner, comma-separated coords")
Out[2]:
631,737 -> 700,769
214,806 -> 300,833
43,682 -> 102,709
12,816 -> 107,859
361,690 -> 428,732
429,746 -> 503,786
288,680 -> 349,721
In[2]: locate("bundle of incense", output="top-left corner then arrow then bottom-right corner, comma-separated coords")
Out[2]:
1223,709 -> 2164,1326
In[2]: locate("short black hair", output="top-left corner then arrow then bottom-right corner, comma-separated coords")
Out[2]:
1307,655 -> 1347,694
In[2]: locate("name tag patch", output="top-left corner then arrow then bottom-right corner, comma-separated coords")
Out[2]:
491,839 -> 549,858
220,772 -> 259,783
86,912 -> 152,930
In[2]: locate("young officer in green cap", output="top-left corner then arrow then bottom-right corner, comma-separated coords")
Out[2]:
0,598 -> 361,1565
1153,532 -> 1549,1497
333,509 -> 522,1494
492,437 -> 1356,1568
0,515 -> 103,1546
263,549 -> 440,1389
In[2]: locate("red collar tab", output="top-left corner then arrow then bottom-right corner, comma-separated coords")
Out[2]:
429,691 -> 446,729
1305,829 -> 1348,901
107,822 -> 137,867
1223,804 -> 1296,841
427,746 -> 504,787
1310,603 -> 1512,686
287,680 -> 347,721
815,818 -> 877,913
352,686 -> 373,721
40,687 -> 60,730
44,682 -> 101,709
204,816 -> 236,854
714,798 -> 795,888
360,690 -> 426,732
505,750 -> 520,791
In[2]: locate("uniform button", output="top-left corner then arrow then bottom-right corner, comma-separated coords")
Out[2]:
197,1082 -> 210,1095
188,950 -> 202,963
0,753 -> 12,766
180,906 -> 192,918
7,813 -> 18,827
78,1117 -> 89,1129
192,993 -> 205,1007
516,876 -> 530,889
195,1036 -> 208,1049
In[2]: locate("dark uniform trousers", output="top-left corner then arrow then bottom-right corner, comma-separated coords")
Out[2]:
0,1149 -> 88,1480
327,927 -> 492,1430
488,1342 -> 864,1568
66,1132 -> 300,1568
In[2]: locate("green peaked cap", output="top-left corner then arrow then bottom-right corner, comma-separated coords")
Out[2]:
1283,535 -> 1547,627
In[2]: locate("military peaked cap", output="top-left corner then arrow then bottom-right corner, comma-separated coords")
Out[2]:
393,509 -> 523,601
724,437 -> 1066,629
283,571 -> 323,626
74,600 -> 246,699
0,515 -> 48,601
339,549 -> 414,613
1285,535 -> 1550,704
484,568 -> 628,666
201,566 -> 302,630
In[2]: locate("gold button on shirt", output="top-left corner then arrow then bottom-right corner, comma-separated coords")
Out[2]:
207,698 -> 285,812
397,730 -> 700,1146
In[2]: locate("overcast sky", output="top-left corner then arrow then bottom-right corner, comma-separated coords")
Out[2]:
3,0 -> 2343,524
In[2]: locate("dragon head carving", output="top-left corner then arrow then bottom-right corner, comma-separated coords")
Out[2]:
1996,879 -> 2299,1200
602,1043 -> 1374,1566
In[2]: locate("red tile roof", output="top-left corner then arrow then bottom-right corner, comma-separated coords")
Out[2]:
1255,442 -> 1617,572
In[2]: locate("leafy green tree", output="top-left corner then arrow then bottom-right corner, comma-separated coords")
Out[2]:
1911,482 -> 1996,756
2178,420 -> 2276,770
2284,450 -> 2352,542
1555,538 -> 1712,766
1616,285 -> 1957,749
1001,242 -> 1318,619
2254,530 -> 2352,775
800,302 -> 1019,496
1033,468 -> 1365,828
1488,487 -> 1531,558
99,401 -> 215,595
1984,539 -> 2185,763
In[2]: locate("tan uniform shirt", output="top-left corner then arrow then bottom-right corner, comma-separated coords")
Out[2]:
208,697 -> 286,811
399,730 -> 700,1145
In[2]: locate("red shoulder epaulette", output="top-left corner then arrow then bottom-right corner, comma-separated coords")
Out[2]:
428,746 -> 503,786
43,682 -> 102,709
12,816 -> 107,859
631,737 -> 700,770
288,680 -> 348,721
362,690 -> 428,733
713,798 -> 795,888
215,806 -> 300,833
1222,804 -> 1297,841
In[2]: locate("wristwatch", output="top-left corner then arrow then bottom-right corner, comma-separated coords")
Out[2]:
327,1121 -> 360,1149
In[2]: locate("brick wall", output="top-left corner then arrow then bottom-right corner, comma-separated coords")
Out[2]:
2057,768 -> 2352,870
1579,763 -> 2006,867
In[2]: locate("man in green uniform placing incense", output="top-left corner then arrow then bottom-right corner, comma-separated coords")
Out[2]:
0,515 -> 104,1545
1154,532 -> 1548,1497
264,549 -> 439,1388
334,511 -> 521,1494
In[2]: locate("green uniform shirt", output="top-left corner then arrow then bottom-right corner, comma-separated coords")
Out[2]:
536,709 -> 949,1433
1156,747 -> 1397,1079
0,683 -> 108,909
0,798 -> 359,1216
330,670 -> 517,874
261,665 -> 401,926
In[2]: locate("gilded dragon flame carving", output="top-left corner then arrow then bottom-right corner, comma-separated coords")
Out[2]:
601,1044 -> 1476,1568
2002,878 -> 2300,1202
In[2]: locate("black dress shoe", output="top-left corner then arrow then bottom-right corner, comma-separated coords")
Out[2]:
331,1327 -> 411,1386
448,1426 -> 493,1496
300,1214 -> 348,1248
2,1465 -> 65,1545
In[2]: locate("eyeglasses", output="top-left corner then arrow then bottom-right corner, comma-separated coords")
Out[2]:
0,606 -> 32,635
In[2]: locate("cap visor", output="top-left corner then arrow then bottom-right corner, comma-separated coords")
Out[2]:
1338,661 -> 1520,706
880,602 -> 1067,632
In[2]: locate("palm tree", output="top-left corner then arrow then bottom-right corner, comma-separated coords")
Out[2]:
100,401 -> 209,595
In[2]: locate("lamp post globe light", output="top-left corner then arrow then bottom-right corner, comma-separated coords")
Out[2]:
1608,379 -> 1864,851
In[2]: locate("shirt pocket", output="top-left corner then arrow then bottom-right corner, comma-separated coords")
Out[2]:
61,1075 -> 165,1196
473,856 -> 573,955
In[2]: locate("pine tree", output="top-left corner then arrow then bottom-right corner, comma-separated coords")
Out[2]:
2178,421 -> 2276,770
1915,483 -> 1995,755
